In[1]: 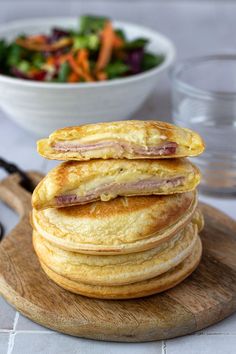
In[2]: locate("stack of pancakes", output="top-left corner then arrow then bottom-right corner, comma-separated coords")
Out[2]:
32,120 -> 205,299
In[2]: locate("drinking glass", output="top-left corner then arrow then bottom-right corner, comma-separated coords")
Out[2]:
171,55 -> 236,195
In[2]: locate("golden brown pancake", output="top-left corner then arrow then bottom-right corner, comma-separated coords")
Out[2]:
32,158 -> 200,210
39,237 -> 202,299
32,192 -> 199,255
33,219 -> 198,286
37,120 -> 205,161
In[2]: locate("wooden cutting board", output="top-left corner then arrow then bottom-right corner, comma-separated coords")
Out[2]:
0,172 -> 236,342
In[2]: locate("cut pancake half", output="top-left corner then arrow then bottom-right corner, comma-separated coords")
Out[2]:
32,158 -> 200,210
39,237 -> 202,300
37,120 -> 205,161
33,219 -> 199,286
32,192 -> 199,255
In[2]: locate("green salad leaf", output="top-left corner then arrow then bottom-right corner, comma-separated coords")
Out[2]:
73,34 -> 100,51
7,43 -> 24,67
105,61 -> 129,79
16,60 -> 30,73
0,40 -> 8,74
32,52 -> 44,69
125,38 -> 149,50
80,15 -> 109,34
115,29 -> 126,41
58,61 -> 71,82
141,53 -> 164,71
0,40 -> 7,63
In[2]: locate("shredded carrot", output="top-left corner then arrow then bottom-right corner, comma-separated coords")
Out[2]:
76,49 -> 90,72
67,53 -> 94,82
76,49 -> 87,63
113,34 -> 124,49
96,71 -> 107,81
95,21 -> 114,72
46,56 -> 55,65
28,68 -> 41,76
15,37 -> 72,52
68,72 -> 79,83
27,35 -> 47,44
58,54 -> 70,64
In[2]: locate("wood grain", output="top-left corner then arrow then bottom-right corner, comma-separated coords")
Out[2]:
0,172 -> 235,342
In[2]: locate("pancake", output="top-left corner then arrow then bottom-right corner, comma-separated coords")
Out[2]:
32,191 -> 199,255
191,208 -> 204,232
39,236 -> 202,299
32,158 -> 200,210
37,120 -> 205,161
33,219 -> 198,286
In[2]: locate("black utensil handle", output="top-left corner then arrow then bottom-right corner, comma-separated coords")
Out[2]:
0,222 -> 3,242
0,158 -> 34,193
0,157 -> 34,240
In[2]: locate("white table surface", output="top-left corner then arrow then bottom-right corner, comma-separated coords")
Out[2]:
0,1 -> 236,354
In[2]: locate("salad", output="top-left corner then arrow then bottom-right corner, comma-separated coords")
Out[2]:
0,15 -> 164,83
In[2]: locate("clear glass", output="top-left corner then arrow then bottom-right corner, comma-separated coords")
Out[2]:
171,55 -> 236,196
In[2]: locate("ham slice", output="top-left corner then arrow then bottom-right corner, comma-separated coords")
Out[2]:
56,176 -> 185,206
52,141 -> 178,157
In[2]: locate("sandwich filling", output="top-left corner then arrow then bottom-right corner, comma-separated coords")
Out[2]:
56,176 -> 185,206
52,141 -> 178,157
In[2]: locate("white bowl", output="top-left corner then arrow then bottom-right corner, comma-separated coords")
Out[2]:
0,17 -> 175,136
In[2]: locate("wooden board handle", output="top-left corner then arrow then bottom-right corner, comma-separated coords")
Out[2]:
0,172 -> 43,217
